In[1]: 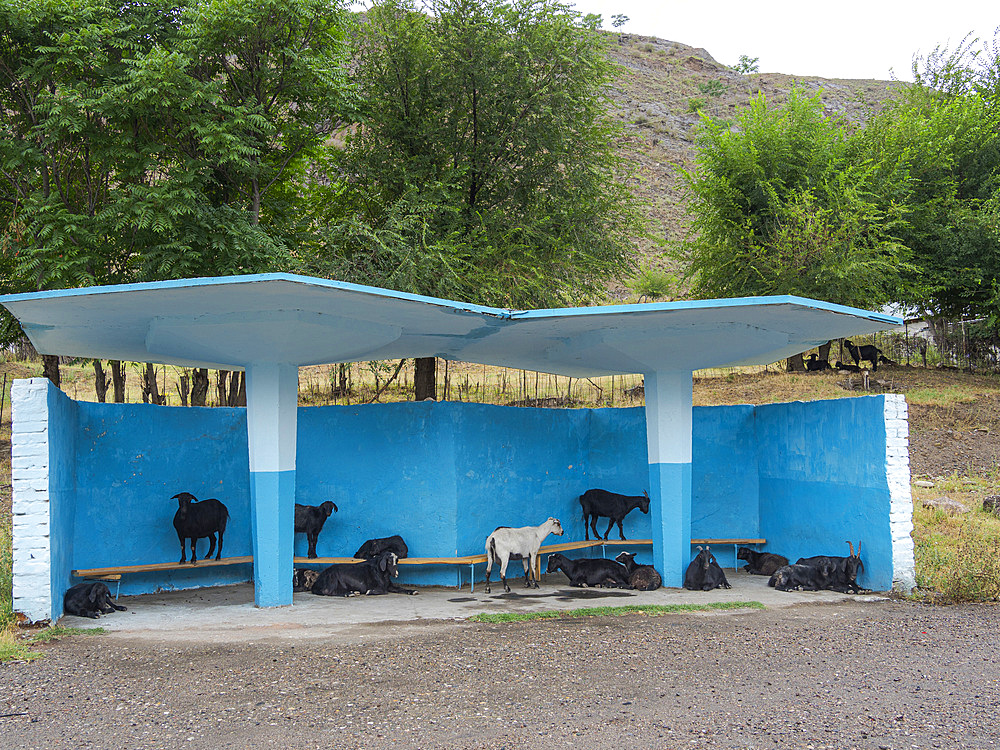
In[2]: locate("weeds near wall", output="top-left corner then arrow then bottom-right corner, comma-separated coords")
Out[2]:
913,503 -> 1000,603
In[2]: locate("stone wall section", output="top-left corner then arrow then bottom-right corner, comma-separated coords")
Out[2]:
885,393 -> 916,592
11,378 -> 53,623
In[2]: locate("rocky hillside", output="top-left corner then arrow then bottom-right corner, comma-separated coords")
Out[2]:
604,33 -> 905,296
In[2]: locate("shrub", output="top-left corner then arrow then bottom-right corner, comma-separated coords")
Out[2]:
628,267 -> 677,300
913,502 -> 1000,602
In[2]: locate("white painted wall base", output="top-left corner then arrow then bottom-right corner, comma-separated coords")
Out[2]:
11,379 -> 53,623
885,393 -> 916,592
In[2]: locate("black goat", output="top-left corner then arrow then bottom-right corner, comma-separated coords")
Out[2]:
64,582 -> 127,619
292,568 -> 321,592
579,488 -> 650,541
768,563 -> 829,592
737,547 -> 789,576
614,551 -> 662,591
354,535 -> 409,560
843,340 -> 889,371
796,541 -> 867,593
294,501 -> 338,559
683,546 -> 731,591
172,492 -> 229,564
805,354 -> 831,371
545,553 -> 631,588
311,551 -> 417,596
835,361 -> 862,372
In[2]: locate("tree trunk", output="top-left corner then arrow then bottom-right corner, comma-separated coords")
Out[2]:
42,354 -> 60,388
332,363 -> 348,397
227,371 -> 245,406
817,340 -> 833,363
236,371 -> 246,407
216,370 -> 229,406
191,368 -> 209,406
178,373 -> 190,406
142,363 -> 164,404
110,360 -> 126,402
786,353 -> 806,372
414,357 -> 436,400
93,360 -> 108,402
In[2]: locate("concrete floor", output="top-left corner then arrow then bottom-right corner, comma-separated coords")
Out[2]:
63,571 -> 882,643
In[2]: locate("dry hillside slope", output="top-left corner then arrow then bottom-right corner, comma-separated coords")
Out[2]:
606,32 -> 904,294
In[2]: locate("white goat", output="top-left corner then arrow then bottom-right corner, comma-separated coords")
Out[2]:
484,517 -> 563,594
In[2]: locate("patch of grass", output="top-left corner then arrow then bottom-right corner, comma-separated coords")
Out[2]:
905,386 -> 982,406
0,516 -> 13,630
29,625 -> 104,643
0,630 -> 42,662
912,502 -> 1000,603
468,601 -> 763,623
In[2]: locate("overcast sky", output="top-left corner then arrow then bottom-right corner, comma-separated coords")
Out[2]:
567,0 -> 999,81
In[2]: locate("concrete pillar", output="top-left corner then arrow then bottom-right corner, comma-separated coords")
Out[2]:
245,363 -> 299,607
644,370 -> 693,587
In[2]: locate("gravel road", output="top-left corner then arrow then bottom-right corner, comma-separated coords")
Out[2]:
1,599 -> 998,749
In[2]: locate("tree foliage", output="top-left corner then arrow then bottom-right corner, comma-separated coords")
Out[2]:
680,88 -> 908,308
861,32 -> 1000,323
0,0 -> 350,302
313,0 -> 643,308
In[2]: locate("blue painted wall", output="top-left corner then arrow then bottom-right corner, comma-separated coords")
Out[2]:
47,386 -> 78,619
43,394 -> 895,598
756,395 -> 891,589
74,403 -> 253,595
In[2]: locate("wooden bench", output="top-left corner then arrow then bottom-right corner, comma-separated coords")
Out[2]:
691,538 -> 766,569
294,554 -> 490,592
72,556 -> 255,598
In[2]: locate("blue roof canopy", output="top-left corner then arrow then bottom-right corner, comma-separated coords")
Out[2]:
0,273 -> 901,376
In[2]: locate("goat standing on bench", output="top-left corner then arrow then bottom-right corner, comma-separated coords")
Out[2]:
579,488 -> 650,540
172,492 -> 230,564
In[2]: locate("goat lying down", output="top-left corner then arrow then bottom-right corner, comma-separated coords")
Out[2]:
737,547 -> 789,576
64,582 -> 127,619
545,553 -> 630,588
615,551 -> 662,591
311,551 -> 417,596
683,545 -> 731,591
354,535 -> 408,560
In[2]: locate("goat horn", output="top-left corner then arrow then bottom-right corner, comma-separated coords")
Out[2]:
847,540 -> 855,557
856,540 -> 862,556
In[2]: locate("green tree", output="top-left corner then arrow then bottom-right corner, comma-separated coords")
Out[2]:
315,0 -> 643,397
860,33 -> 1000,327
734,54 -> 759,74
680,88 -> 909,368
0,0 -> 351,388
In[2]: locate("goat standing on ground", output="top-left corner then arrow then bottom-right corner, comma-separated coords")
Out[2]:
615,551 -> 662,591
843,340 -> 892,371
579,489 -> 650,541
172,492 -> 229,564
294,500 -> 338,558
485,518 -> 563,594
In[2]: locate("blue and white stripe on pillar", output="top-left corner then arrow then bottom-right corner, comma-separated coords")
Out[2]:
246,362 -> 299,608
644,370 -> 693,587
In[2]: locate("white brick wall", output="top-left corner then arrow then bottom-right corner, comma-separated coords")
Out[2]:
884,393 -> 916,592
11,379 -> 53,623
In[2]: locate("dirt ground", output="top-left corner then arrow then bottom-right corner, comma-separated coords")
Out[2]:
1,599 -> 998,750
